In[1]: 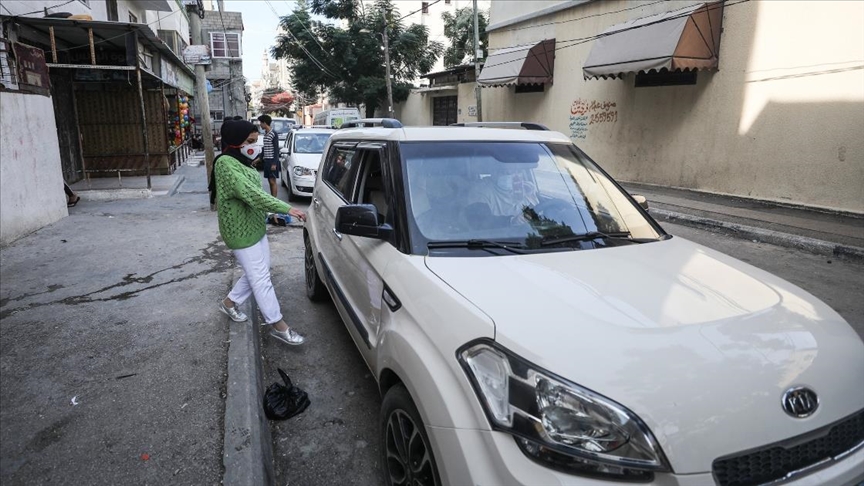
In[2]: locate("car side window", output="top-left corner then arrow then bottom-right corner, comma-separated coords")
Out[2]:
356,149 -> 391,226
322,146 -> 359,200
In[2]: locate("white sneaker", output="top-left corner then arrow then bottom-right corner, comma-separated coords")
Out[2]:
218,300 -> 248,322
269,327 -> 305,345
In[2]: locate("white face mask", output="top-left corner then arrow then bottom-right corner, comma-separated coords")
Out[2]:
240,144 -> 262,160
496,174 -> 515,191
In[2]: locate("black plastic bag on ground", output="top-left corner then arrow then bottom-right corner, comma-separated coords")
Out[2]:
263,368 -> 311,420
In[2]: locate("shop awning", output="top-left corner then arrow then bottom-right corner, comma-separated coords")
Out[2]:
478,39 -> 555,87
583,2 -> 724,80
9,16 -> 194,79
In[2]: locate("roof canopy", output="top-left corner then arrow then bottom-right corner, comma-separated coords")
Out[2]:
583,2 -> 724,80
478,39 -> 556,87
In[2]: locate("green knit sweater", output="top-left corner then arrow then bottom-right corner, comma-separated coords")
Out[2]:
215,155 -> 291,249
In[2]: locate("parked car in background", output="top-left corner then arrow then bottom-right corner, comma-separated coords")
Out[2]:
270,117 -> 297,140
280,127 -> 334,201
304,119 -> 864,486
312,108 -> 360,128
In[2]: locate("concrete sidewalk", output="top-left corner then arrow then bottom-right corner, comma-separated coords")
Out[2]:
623,182 -> 864,261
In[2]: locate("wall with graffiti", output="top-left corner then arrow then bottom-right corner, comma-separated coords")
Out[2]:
569,99 -> 618,140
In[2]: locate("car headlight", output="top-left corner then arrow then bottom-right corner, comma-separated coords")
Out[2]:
293,166 -> 314,177
458,340 -> 669,480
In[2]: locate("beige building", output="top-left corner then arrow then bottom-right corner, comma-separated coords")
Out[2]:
471,0 -> 864,213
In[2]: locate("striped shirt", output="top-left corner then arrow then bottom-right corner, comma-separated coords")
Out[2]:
262,130 -> 278,161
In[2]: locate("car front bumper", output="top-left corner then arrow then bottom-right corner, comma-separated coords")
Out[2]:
290,174 -> 315,195
428,426 -> 864,486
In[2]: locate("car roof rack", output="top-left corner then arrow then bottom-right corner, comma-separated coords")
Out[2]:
449,122 -> 549,131
341,118 -> 404,129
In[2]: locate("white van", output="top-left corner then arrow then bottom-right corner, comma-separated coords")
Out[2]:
312,108 -> 360,128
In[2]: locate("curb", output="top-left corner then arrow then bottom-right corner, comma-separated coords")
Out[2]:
222,285 -> 275,485
165,175 -> 186,197
652,208 -> 864,263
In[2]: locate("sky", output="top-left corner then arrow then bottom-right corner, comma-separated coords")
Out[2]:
224,0 -> 335,84
224,0 -> 292,83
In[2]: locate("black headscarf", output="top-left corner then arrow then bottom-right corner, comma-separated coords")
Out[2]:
210,120 -> 258,204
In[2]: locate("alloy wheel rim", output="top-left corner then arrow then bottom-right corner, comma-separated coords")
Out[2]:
385,409 -> 436,486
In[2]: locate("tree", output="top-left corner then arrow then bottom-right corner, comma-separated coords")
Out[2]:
442,6 -> 488,68
272,0 -> 443,117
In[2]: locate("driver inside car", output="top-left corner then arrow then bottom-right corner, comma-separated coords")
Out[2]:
466,163 -> 540,226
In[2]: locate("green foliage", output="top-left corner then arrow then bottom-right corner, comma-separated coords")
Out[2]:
272,0 -> 443,116
442,6 -> 488,68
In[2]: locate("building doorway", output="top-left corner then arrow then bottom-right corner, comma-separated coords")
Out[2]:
432,96 -> 457,126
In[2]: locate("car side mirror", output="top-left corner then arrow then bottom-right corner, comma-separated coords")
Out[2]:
335,204 -> 393,240
631,194 -> 649,211
280,148 -> 289,156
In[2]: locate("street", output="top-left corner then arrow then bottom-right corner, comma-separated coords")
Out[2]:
1,167 -> 861,486
260,180 -> 864,484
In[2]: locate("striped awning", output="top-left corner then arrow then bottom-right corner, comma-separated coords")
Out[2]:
478,39 -> 556,87
583,2 -> 724,80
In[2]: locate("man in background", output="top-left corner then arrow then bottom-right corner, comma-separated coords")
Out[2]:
258,115 -> 280,197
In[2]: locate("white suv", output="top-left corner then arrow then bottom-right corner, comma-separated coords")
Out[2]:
303,119 -> 864,486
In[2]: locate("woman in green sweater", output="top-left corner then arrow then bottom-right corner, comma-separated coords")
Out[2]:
214,120 -> 307,345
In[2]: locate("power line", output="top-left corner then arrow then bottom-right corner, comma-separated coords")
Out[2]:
7,0 -> 77,18
53,7 -> 183,52
493,0 -> 667,34
396,0 -> 443,23
480,0 -> 746,74
263,0 -> 339,78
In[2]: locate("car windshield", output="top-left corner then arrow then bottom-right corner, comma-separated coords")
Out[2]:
402,142 -> 662,253
293,133 -> 332,154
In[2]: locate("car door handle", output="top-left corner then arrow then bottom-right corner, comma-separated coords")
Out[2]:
313,197 -> 321,207
332,227 -> 342,241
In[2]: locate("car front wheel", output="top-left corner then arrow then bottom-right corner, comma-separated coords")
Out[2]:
381,384 -> 441,486
304,232 -> 327,302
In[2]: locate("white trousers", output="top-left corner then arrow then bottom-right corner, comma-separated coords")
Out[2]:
227,235 -> 282,325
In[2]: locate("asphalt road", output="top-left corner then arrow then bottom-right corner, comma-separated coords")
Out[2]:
262,180 -> 384,486
262,182 -> 864,485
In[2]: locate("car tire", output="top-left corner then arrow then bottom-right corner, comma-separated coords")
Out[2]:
380,384 -> 441,486
304,232 -> 328,302
287,174 -> 297,202
280,170 -> 287,188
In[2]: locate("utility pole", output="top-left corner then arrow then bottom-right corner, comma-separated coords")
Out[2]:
187,2 -> 215,209
472,0 -> 483,122
382,23 -> 394,119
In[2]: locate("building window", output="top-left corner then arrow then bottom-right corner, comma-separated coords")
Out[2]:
211,111 -> 224,121
106,0 -> 118,21
515,83 -> 545,93
635,69 -> 698,88
129,12 -> 138,23
422,2 -> 429,14
210,33 -> 241,58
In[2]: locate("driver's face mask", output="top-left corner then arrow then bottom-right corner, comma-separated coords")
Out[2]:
496,171 -> 527,195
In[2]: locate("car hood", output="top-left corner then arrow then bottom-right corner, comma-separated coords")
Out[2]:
292,153 -> 322,169
424,237 -> 864,473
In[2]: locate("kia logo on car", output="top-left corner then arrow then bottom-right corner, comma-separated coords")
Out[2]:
782,387 -> 819,418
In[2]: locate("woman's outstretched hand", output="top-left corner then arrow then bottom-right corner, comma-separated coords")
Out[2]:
288,207 -> 307,222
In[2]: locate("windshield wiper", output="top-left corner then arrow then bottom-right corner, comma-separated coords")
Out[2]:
427,239 -> 527,254
539,231 -> 659,247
